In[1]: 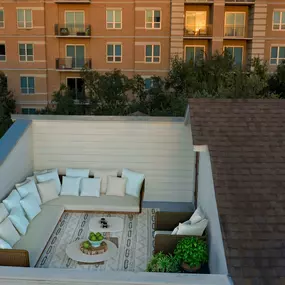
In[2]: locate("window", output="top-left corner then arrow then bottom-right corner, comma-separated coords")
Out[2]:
224,12 -> 245,37
185,46 -> 204,62
185,11 -> 207,35
273,11 -> 285,30
67,78 -> 85,100
106,9 -> 122,29
0,10 -> 4,28
224,46 -> 243,66
66,45 -> 85,68
65,11 -> 84,34
0,44 -> 6,61
144,78 -> 152,90
19,44 -> 33,61
106,44 -> 122,63
145,45 -> 160,63
20,76 -> 35,94
17,9 -> 32,28
22,108 -> 36,114
270,46 -> 285,65
145,10 -> 161,29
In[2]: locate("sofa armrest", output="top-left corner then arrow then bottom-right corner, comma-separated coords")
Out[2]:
154,234 -> 206,255
155,212 -> 192,231
0,249 -> 30,267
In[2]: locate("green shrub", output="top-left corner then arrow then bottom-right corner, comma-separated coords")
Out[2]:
174,237 -> 208,268
146,252 -> 180,273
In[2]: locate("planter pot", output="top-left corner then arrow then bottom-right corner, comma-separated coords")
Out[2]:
181,262 -> 201,273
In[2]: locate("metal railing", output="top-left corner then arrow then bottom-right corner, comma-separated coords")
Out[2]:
55,24 -> 91,37
184,25 -> 212,37
224,25 -> 246,37
55,0 -> 91,3
225,0 -> 255,3
56,58 -> 92,70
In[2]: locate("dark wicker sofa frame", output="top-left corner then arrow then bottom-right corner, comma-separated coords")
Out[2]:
154,211 -> 206,254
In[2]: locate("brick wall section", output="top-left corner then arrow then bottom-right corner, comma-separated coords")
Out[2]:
189,99 -> 285,285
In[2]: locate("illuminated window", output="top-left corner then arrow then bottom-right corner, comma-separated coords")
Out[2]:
185,11 -> 206,35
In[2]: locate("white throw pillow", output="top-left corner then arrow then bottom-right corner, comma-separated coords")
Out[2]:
190,207 -> 205,225
37,180 -> 58,203
92,169 -> 118,194
0,203 -> 9,223
0,238 -> 12,249
8,207 -> 29,235
66,168 -> 89,178
171,226 -> 179,235
176,219 -> 208,236
16,179 -> 42,205
106,176 -> 127,197
122,168 -> 145,198
2,190 -> 21,212
80,178 -> 101,197
36,169 -> 61,194
0,218 -> 21,247
60,176 -> 81,196
20,194 -> 41,221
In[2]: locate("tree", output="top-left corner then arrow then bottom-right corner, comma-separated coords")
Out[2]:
81,68 -> 131,115
0,71 -> 15,138
268,61 -> 285,98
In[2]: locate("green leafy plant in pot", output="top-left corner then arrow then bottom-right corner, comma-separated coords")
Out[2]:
174,237 -> 208,273
146,252 -> 180,273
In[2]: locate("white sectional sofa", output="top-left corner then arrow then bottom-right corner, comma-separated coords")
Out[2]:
0,169 -> 145,267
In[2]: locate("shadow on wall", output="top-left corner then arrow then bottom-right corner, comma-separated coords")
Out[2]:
0,119 -> 33,201
197,149 -> 228,275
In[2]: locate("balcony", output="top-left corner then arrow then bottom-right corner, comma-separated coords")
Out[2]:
185,0 -> 213,3
55,0 -> 91,3
184,25 -> 212,38
224,25 -> 246,38
225,0 -> 255,5
56,58 -> 91,71
55,24 -> 91,37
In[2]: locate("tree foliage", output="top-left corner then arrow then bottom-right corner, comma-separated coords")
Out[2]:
49,53 -> 284,117
0,71 -> 15,138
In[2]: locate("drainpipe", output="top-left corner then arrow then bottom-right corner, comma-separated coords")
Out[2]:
43,0 -> 49,110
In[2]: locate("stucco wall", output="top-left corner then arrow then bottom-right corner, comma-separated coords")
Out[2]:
197,150 -> 228,275
0,120 -> 33,201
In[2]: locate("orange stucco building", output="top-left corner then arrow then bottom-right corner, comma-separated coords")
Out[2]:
0,0 -> 284,113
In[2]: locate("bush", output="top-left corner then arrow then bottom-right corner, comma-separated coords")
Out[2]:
174,237 -> 208,268
146,252 -> 180,273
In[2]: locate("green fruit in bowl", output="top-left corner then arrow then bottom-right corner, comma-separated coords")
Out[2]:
90,235 -> 97,241
98,236 -> 103,241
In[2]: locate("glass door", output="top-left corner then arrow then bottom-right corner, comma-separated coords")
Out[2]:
66,45 -> 85,68
65,11 -> 84,34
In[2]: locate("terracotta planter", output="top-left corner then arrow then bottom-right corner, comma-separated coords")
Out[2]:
181,261 -> 201,273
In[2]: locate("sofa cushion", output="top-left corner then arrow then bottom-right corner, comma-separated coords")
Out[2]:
92,169 -> 118,194
37,180 -> 58,203
66,168 -> 89,178
16,179 -> 42,205
0,203 -> 9,223
35,169 -> 61,194
60,176 -> 81,196
20,194 -> 41,222
13,204 -> 64,267
45,194 -> 140,212
106,176 -> 127,197
0,218 -> 21,247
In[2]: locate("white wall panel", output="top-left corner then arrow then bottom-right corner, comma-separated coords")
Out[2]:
32,120 -> 195,202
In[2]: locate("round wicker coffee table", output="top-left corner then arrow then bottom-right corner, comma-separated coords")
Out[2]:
66,239 -> 117,264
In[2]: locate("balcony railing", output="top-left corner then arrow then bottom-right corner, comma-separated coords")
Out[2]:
55,0 -> 91,3
224,25 -> 246,37
184,25 -> 212,37
185,0 -> 213,3
56,58 -> 91,70
55,24 -> 91,37
225,0 -> 255,3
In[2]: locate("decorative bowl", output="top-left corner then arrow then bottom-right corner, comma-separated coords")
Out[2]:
88,238 -> 103,248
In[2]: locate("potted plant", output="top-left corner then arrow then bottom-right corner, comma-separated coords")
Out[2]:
174,237 -> 208,273
146,252 -> 180,273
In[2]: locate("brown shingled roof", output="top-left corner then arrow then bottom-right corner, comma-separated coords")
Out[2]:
189,99 -> 285,285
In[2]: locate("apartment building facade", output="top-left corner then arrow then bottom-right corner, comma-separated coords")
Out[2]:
0,0 -> 284,113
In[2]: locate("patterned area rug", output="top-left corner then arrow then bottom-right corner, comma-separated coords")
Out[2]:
36,209 -> 156,271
